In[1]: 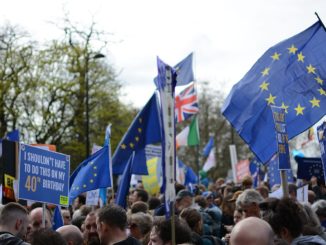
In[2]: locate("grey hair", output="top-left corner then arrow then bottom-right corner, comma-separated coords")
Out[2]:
236,189 -> 263,208
312,199 -> 326,218
130,212 -> 153,235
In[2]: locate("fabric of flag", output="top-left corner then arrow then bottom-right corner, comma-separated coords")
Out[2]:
5,130 -> 19,142
203,147 -> 216,172
296,156 -> 324,182
175,83 -> 198,123
69,145 -> 111,202
52,206 -> 64,230
174,52 -> 194,86
176,159 -> 198,185
176,116 -> 200,148
115,152 -> 134,209
112,93 -> 161,175
249,158 -> 265,188
202,136 -> 214,157
222,21 -> 326,164
268,154 -> 293,188
155,56 -> 177,218
317,121 -> 326,183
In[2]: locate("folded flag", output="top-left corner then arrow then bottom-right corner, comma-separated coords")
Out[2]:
203,147 -> 216,172
52,206 -> 64,230
222,21 -> 326,163
174,52 -> 195,86
202,136 -> 214,157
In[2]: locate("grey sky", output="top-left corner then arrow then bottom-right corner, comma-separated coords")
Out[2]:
1,0 -> 325,107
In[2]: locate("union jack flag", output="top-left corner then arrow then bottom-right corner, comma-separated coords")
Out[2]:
175,83 -> 199,123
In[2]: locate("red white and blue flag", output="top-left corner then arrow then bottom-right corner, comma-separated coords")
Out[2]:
175,83 -> 198,123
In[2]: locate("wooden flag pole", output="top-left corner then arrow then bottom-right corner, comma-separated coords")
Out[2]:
42,203 -> 46,228
280,170 -> 289,197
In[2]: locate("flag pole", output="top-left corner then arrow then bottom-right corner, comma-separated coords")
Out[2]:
280,171 -> 289,197
315,12 -> 326,32
196,145 -> 200,185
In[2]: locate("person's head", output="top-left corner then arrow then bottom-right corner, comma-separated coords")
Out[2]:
175,190 -> 193,213
56,225 -> 83,245
263,197 -> 303,243
83,212 -> 100,245
148,216 -> 192,245
0,202 -> 29,239
179,208 -> 203,235
61,209 -> 71,226
308,190 -> 316,204
312,199 -> 326,223
202,191 -> 215,207
128,212 -> 153,240
73,195 -> 86,211
130,201 -> 149,214
96,204 -> 127,245
71,215 -> 85,231
195,195 -> 208,209
233,209 -> 243,224
288,183 -> 297,200
300,202 -> 324,237
30,228 -> 67,245
236,189 -> 263,218
29,207 -> 52,234
241,175 -> 253,190
129,189 -> 149,205
230,217 -> 274,245
148,197 -> 161,210
256,186 -> 269,199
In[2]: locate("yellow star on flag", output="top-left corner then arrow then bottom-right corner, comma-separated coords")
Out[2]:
259,81 -> 269,91
135,136 -> 139,142
318,88 -> 326,96
93,166 -> 97,170
138,128 -> 142,133
271,52 -> 281,61
265,94 -> 276,105
297,52 -> 305,62
139,118 -> 143,123
261,67 -> 270,76
309,97 -> 320,107
306,64 -> 316,74
315,76 -> 323,85
130,142 -> 134,148
94,173 -> 97,177
294,104 -> 305,115
90,179 -> 94,183
288,44 -> 298,54
83,184 -> 87,188
121,144 -> 126,149
280,102 -> 289,113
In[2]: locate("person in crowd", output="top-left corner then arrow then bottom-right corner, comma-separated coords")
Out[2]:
83,212 -> 100,245
256,185 -> 269,199
71,216 -> 86,231
288,183 -> 298,201
230,217 -> 274,245
27,207 -> 52,242
154,190 -> 194,216
312,200 -> 326,229
29,228 -> 67,245
0,202 -> 30,245
129,189 -> 149,206
96,204 -> 140,245
263,197 -> 326,244
130,201 -> 149,214
61,209 -> 72,226
148,216 -> 192,245
308,190 -> 317,204
72,195 -> 86,220
128,212 -> 153,245
148,197 -> 161,211
203,191 -> 222,237
220,193 -> 236,238
235,189 -> 263,218
241,176 -> 253,190
179,208 -> 203,245
56,225 -> 84,245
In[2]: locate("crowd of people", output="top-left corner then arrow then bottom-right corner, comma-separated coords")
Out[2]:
1,175 -> 326,245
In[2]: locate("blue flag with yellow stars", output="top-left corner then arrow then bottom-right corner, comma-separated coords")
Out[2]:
112,93 -> 161,175
295,156 -> 324,182
268,154 -> 293,188
222,21 -> 326,164
69,145 -> 111,203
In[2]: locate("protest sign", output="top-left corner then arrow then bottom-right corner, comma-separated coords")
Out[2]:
18,144 -> 70,206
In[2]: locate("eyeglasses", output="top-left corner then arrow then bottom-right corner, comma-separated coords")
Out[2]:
129,223 -> 138,228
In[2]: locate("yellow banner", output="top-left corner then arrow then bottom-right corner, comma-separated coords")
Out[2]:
142,157 -> 159,196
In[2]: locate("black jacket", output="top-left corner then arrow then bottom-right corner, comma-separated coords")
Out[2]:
0,232 -> 30,245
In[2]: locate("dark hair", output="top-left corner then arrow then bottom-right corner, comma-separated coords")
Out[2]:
0,202 -> 28,225
153,216 -> 191,244
135,189 -> 149,203
97,204 -> 127,230
71,215 -> 86,230
148,197 -> 161,210
77,195 -> 86,205
30,228 -> 67,245
179,208 -> 202,230
195,195 -> 207,209
264,198 -> 303,238
131,201 -> 149,214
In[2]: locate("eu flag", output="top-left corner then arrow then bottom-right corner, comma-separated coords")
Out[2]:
295,156 -> 324,182
52,206 -> 64,230
69,145 -> 111,202
174,52 -> 194,86
268,154 -> 293,188
112,93 -> 161,175
115,152 -> 134,209
222,22 -> 326,163
202,136 -> 214,157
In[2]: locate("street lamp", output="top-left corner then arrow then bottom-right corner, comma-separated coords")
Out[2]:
85,53 -> 105,158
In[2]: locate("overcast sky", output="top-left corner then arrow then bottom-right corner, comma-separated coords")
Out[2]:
1,0 -> 326,107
